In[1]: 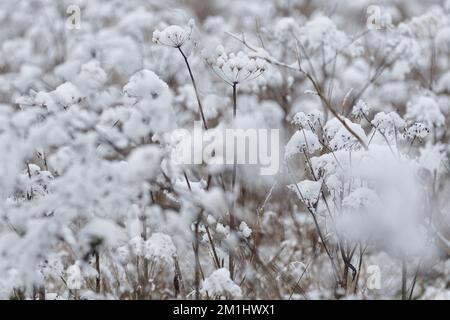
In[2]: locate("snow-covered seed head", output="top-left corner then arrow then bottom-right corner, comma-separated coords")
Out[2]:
405,122 -> 430,140
205,46 -> 267,85
152,20 -> 195,48
351,99 -> 372,119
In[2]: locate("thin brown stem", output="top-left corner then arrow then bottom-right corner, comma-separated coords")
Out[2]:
178,47 -> 208,130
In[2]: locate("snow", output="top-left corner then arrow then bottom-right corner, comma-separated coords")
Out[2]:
406,95 -> 445,127
285,130 -> 322,158
201,268 -> 242,298
287,180 -> 322,208
351,100 -> 372,118
144,233 -> 177,264
123,69 -> 170,101
203,47 -> 267,85
329,119 -> 367,151
0,0 -> 449,301
153,20 -> 195,48
126,145 -> 162,182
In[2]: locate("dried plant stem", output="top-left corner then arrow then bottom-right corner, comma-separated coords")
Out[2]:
286,162 -> 342,284
178,47 -> 208,130
402,258 -> 407,300
194,216 -> 201,299
229,83 -> 238,280
173,257 -> 186,299
95,251 -> 101,294
183,171 -> 201,299
226,31 -> 368,150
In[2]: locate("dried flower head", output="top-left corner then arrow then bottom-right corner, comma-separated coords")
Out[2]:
405,122 -> 430,140
371,111 -> 406,135
292,110 -> 323,129
204,46 -> 266,85
152,19 -> 195,48
352,100 -> 372,119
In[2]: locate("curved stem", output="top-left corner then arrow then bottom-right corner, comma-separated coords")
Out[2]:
178,47 -> 208,130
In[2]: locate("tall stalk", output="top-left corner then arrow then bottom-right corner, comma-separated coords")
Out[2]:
229,83 -> 238,280
402,258 -> 407,300
177,47 -> 208,130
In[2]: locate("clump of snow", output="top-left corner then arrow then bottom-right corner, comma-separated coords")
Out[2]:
203,46 -> 266,85
292,110 -> 323,129
126,145 -> 162,182
287,180 -> 322,208
144,233 -> 177,264
285,130 -> 321,158
152,19 -> 195,48
405,122 -> 430,139
342,187 -> 381,211
371,111 -> 406,136
66,263 -> 82,290
406,95 -> 445,127
352,100 -> 372,118
329,119 -> 367,151
201,268 -> 242,298
123,69 -> 170,101
239,221 -> 252,238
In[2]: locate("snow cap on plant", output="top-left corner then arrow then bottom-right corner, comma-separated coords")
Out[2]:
405,122 -> 430,139
371,111 -> 406,136
152,19 -> 195,48
292,110 -> 324,129
203,45 -> 267,85
285,130 -> 322,158
351,99 -> 372,119
287,180 -> 322,208
201,268 -> 242,298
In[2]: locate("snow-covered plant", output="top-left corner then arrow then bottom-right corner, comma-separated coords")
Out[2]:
0,0 -> 449,301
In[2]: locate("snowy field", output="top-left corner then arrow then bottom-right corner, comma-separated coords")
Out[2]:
0,0 -> 450,300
